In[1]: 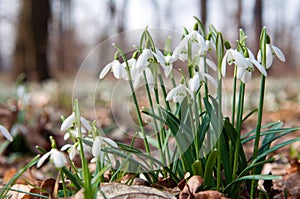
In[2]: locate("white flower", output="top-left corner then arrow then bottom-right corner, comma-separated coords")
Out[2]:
198,56 -> 217,72
235,48 -> 267,83
173,30 -> 208,61
61,138 -> 92,160
221,49 -> 248,77
99,60 -> 127,80
166,84 -> 193,103
61,144 -> 77,160
61,112 -> 91,132
257,44 -> 285,69
91,136 -> 118,163
0,124 -> 13,142
189,72 -> 217,92
123,58 -> 138,80
133,68 -> 155,90
136,49 -> 155,72
37,148 -> 67,168
153,49 -> 177,77
237,57 -> 267,83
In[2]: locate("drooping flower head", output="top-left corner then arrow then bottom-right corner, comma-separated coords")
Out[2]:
257,44 -> 285,69
166,84 -> 193,103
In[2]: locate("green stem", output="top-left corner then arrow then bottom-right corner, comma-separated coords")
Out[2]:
232,82 -> 245,180
143,71 -> 165,165
251,27 -> 267,198
60,169 -> 67,197
231,66 -> 237,125
216,32 -> 224,192
193,92 -> 200,159
113,44 -> 151,157
74,100 -> 93,198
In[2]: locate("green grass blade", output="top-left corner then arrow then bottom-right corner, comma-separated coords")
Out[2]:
224,174 -> 282,193
0,155 -> 39,198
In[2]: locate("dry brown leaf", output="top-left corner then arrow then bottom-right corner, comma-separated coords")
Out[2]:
179,175 -> 203,199
194,190 -> 225,199
6,184 -> 33,199
97,182 -> 176,199
40,178 -> 56,197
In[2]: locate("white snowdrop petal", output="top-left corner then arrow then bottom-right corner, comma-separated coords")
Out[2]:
206,58 -> 217,71
61,144 -> 72,151
145,68 -> 155,89
52,149 -> 67,168
266,45 -> 274,69
80,116 -> 91,131
113,63 -> 123,79
203,73 -> 218,88
189,73 -> 200,92
133,72 -> 144,89
166,84 -> 185,101
0,125 -> 13,142
136,49 -> 152,71
37,151 -> 52,168
61,112 -> 75,131
241,71 -> 252,83
102,137 -> 118,148
272,45 -> 285,62
99,62 -> 113,79
92,136 -> 102,158
237,67 -> 246,79
251,59 -> 267,77
221,54 -> 228,77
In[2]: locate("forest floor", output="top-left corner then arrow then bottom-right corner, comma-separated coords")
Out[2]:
0,74 -> 300,198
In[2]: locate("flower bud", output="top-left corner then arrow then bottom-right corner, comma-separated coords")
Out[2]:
224,40 -> 231,50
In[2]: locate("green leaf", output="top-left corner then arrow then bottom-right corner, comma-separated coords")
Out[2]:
0,155 -> 40,197
241,121 -> 282,139
224,174 -> 282,193
252,136 -> 300,165
204,149 -> 218,187
192,160 -> 203,176
62,166 -> 83,190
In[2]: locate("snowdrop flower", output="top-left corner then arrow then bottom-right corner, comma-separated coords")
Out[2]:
173,30 -> 208,61
61,112 -> 91,132
136,49 -> 155,72
198,56 -> 217,72
221,49 -> 248,77
257,44 -> 285,69
122,58 -> 138,80
91,136 -> 118,163
166,84 -> 193,103
61,143 -> 77,160
61,139 -> 92,160
0,124 -> 13,142
133,68 -> 155,90
189,72 -> 217,92
237,50 -> 267,83
99,59 -> 127,80
37,148 -> 67,168
153,49 -> 177,77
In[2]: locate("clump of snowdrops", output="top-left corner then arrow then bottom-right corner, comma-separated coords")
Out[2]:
2,17 -> 300,198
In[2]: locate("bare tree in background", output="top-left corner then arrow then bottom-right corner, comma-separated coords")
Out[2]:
199,0 -> 207,29
254,0 -> 262,51
236,0 -> 243,30
13,0 -> 51,81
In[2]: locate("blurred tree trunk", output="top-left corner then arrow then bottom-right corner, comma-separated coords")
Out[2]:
236,0 -> 243,30
12,0 -> 51,81
199,0 -> 207,29
254,0 -> 262,51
